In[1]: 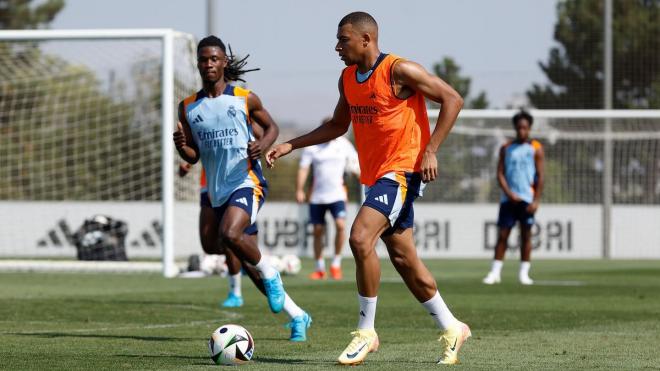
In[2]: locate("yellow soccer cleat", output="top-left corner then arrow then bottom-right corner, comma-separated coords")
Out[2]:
337,329 -> 379,365
437,321 -> 471,365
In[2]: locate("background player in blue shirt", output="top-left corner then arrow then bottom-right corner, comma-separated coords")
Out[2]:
483,111 -> 545,285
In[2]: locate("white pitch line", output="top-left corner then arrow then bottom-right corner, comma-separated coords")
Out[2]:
533,280 -> 586,286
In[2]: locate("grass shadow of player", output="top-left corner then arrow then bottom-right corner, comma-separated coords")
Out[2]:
253,356 -> 329,366
12,332 -> 195,342
115,354 -> 212,366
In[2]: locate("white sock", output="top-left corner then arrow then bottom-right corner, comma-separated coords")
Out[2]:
315,258 -> 325,272
422,291 -> 458,330
283,293 -> 304,319
520,261 -> 531,277
357,295 -> 377,330
331,255 -> 342,268
254,256 -> 278,279
491,259 -> 503,276
228,273 -> 241,297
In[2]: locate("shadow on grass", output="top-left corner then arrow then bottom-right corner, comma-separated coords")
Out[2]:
115,354 -> 211,366
12,332 -> 195,342
255,357 -> 438,366
254,357 -> 330,366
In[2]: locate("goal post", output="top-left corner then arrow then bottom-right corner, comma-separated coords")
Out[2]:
0,29 -> 201,277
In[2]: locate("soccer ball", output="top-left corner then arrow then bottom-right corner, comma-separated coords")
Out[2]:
281,254 -> 301,275
208,324 -> 254,365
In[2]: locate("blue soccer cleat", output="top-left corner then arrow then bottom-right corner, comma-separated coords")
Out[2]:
262,272 -> 285,313
286,312 -> 312,342
221,292 -> 244,308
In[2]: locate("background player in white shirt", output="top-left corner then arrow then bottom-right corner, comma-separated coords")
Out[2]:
296,125 -> 359,280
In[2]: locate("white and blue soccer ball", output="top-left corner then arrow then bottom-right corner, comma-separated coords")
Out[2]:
208,324 -> 254,365
280,254 -> 301,275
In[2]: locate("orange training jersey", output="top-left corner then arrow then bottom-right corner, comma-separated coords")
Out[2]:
342,53 -> 430,186
200,168 -> 208,192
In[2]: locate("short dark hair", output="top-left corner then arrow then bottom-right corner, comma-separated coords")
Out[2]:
196,35 -> 259,82
512,110 -> 533,127
338,11 -> 378,30
197,35 -> 226,53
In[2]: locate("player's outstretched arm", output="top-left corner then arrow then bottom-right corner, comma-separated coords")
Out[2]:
393,60 -> 463,182
266,77 -> 351,168
174,101 -> 200,164
295,165 -> 309,203
247,92 -> 279,161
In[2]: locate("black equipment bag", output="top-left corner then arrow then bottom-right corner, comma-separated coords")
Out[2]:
73,215 -> 128,261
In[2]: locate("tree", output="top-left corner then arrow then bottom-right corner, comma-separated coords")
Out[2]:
0,0 -> 64,29
432,56 -> 489,109
527,0 -> 660,109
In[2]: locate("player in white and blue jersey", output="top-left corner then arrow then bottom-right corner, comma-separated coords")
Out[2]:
483,110 -> 545,285
174,36 -> 311,341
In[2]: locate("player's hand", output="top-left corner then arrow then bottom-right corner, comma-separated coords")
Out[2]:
173,121 -> 186,149
420,150 -> 438,183
296,190 -> 306,203
266,143 -> 293,168
178,162 -> 192,178
508,193 -> 523,203
247,140 -> 264,160
526,201 -> 539,213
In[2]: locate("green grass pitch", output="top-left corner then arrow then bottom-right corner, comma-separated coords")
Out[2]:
1,259 -> 659,370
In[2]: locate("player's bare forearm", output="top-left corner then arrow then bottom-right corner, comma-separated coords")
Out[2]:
266,79 -> 351,167
259,123 -> 279,150
533,149 -> 545,203
426,95 -> 463,153
289,119 -> 348,150
295,167 -> 309,203
176,146 -> 199,164
296,168 -> 308,193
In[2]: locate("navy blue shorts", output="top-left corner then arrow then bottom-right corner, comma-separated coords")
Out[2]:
497,201 -> 535,229
362,172 -> 422,236
210,188 -> 263,235
309,201 -> 347,225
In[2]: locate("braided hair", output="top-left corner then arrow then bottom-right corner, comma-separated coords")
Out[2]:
197,36 -> 260,82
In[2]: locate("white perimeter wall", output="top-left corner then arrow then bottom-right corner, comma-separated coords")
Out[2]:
0,202 -> 658,259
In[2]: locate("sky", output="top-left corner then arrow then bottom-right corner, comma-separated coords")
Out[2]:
50,0 -> 558,127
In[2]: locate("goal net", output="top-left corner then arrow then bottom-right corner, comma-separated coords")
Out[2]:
0,30 -> 203,276
422,109 -> 660,259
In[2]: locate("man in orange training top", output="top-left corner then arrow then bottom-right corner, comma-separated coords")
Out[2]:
267,12 -> 470,365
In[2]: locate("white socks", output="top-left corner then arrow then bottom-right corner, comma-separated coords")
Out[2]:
357,295 -> 377,330
283,293 -> 304,319
421,291 -> 458,330
490,259 -> 503,276
254,256 -> 278,279
315,258 -> 325,272
520,261 -> 531,278
228,273 -> 241,297
331,255 -> 342,268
